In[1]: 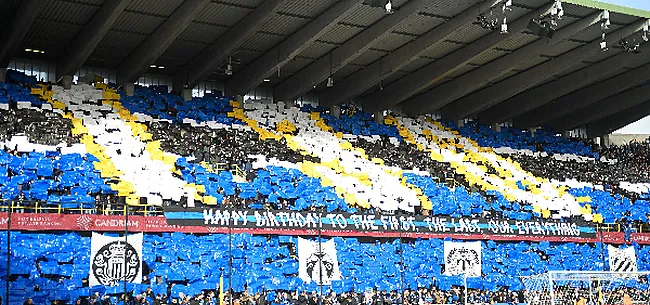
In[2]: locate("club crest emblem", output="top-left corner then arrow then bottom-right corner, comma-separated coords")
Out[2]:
305,250 -> 335,281
446,248 -> 480,275
91,241 -> 141,286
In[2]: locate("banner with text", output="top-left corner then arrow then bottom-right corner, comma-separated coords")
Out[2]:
165,207 -> 596,239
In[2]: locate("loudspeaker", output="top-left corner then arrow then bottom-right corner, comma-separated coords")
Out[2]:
527,19 -> 555,39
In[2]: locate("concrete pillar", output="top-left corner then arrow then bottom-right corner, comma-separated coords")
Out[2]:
236,95 -> 244,102
374,110 -> 383,124
182,89 -> 192,101
562,130 -> 571,138
491,123 -> 501,132
0,69 -> 5,83
123,83 -> 134,96
61,75 -> 73,90
456,119 -> 464,128
601,134 -> 611,147
528,128 -> 536,138
331,105 -> 341,118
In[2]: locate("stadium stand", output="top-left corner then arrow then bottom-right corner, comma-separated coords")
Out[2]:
1,69 -> 650,305
2,0 -> 650,303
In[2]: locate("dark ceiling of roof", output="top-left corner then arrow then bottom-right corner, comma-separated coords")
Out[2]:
3,0 -> 650,136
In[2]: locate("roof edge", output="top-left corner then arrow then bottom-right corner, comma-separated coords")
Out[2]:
564,0 -> 650,19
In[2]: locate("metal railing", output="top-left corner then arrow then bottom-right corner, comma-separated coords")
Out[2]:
597,222 -> 648,234
0,200 -> 165,216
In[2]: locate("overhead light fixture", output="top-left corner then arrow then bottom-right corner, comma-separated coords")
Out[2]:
551,0 -> 564,19
502,0 -> 512,12
499,0 -> 512,34
600,32 -> 608,52
225,57 -> 233,76
599,10 -> 610,51
39,50 -> 45,54
263,78 -> 270,82
500,17 -> 508,34
384,0 -> 393,14
158,66 -> 164,69
601,10 -> 610,30
150,64 -> 157,68
24,48 -> 32,52
477,1 -> 513,33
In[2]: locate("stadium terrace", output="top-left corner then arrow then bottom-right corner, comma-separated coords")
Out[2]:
3,0 -> 650,305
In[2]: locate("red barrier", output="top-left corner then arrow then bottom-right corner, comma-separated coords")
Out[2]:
0,212 -> 646,244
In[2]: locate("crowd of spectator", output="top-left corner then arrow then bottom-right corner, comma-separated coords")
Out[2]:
146,121 -> 320,166
509,143 -> 650,187
0,108 -> 79,146
598,139 -> 650,182
25,285 -> 650,305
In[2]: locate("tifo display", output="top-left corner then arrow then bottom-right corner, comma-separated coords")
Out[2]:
1,70 -> 650,305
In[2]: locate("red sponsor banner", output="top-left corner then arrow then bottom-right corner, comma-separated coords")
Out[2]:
0,212 -> 647,244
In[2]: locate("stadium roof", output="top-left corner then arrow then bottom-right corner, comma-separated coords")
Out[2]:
1,0 -> 649,137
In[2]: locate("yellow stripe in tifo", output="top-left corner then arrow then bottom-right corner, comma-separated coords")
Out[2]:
99,89 -> 216,204
31,86 -> 140,205
227,102 -> 372,209
308,112 -> 432,211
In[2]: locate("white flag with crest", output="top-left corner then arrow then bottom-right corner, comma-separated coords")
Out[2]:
608,245 -> 637,272
444,241 -> 482,277
298,237 -> 341,285
89,232 -> 143,286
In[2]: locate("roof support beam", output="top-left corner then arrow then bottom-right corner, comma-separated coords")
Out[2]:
173,0 -> 288,93
439,19 -> 648,121
273,0 -> 430,101
225,0 -> 364,96
550,82 -> 650,131
586,99 -> 650,138
361,4 -> 555,113
401,12 -> 602,116
56,0 -> 132,80
513,61 -> 650,128
480,50 -> 647,124
317,0 -> 502,109
117,0 -> 209,84
0,0 -> 43,68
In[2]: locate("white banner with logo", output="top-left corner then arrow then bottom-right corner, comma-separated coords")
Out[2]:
298,237 -> 341,285
444,241 -> 482,277
608,245 -> 638,272
89,232 -> 143,286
